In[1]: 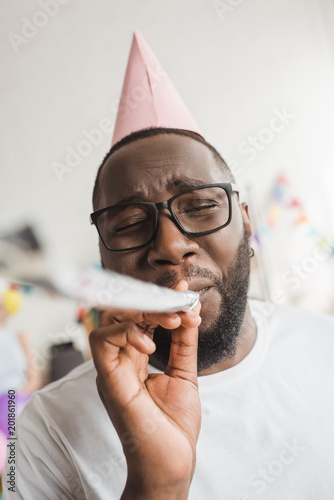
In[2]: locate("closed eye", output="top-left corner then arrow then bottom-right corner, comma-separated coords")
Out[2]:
182,202 -> 219,214
113,217 -> 148,233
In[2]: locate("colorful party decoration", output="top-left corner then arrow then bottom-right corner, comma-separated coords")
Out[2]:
252,174 -> 334,263
0,392 -> 31,438
0,429 -> 7,476
2,289 -> 23,315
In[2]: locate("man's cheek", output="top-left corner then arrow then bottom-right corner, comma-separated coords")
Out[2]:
198,288 -> 222,330
198,234 -> 233,263
101,252 -> 131,274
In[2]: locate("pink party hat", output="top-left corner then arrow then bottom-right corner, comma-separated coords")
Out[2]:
111,31 -> 202,146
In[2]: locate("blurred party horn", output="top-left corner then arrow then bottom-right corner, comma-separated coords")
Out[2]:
0,225 -> 199,313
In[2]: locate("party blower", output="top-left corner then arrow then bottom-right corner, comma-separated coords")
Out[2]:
0,226 -> 199,313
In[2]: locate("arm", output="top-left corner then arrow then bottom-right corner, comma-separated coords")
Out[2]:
90,281 -> 202,500
2,394 -> 77,500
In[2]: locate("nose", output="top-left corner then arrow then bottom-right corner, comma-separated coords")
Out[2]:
146,210 -> 200,268
147,210 -> 199,268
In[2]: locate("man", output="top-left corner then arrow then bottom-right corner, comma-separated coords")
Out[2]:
4,32 -> 334,500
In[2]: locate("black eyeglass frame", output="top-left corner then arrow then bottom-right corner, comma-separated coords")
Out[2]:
90,182 -> 240,252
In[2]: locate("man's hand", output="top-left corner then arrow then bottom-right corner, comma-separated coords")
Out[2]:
89,281 -> 202,500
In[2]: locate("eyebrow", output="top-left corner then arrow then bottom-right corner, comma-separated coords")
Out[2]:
116,178 -> 208,205
116,192 -> 146,204
166,177 -> 207,192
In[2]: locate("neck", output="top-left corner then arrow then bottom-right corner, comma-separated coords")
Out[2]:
198,302 -> 257,376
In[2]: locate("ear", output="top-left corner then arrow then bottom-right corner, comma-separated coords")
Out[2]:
241,202 -> 252,241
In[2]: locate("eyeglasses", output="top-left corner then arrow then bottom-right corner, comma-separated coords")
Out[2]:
90,183 -> 239,252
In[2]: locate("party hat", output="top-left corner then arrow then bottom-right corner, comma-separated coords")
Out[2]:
111,31 -> 202,146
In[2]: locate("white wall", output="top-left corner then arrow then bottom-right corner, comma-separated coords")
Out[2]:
1,0 -> 334,359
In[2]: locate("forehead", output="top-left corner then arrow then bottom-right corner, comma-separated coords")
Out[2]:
97,134 -> 227,209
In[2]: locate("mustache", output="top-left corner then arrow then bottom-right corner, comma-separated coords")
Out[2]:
155,264 -> 222,289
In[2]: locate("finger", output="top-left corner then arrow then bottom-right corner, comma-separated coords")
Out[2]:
99,307 -> 183,332
177,302 -> 202,329
143,312 -> 181,330
98,279 -> 199,332
99,310 -> 182,334
90,323 -> 153,416
98,309 -> 143,328
98,308 -> 118,328
142,286 -> 200,329
163,280 -> 199,384
147,280 -> 201,329
160,281 -> 201,328
90,322 -> 156,371
142,280 -> 191,325
173,279 -> 188,292
165,322 -> 199,386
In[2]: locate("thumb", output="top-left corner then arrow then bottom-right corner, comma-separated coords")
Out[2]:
165,281 -> 201,385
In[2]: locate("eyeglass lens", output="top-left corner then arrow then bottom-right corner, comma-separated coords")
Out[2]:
97,187 -> 229,250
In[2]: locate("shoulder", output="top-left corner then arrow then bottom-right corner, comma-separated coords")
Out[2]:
249,298 -> 334,346
19,360 -> 100,430
35,358 -> 96,399
11,361 -> 120,499
250,298 -> 334,327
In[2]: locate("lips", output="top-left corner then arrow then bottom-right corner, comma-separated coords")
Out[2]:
155,274 -> 217,296
197,286 -> 213,297
186,279 -> 216,298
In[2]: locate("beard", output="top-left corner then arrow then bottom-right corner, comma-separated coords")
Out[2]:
149,226 -> 251,373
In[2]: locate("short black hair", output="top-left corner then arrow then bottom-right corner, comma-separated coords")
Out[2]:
92,127 -> 234,209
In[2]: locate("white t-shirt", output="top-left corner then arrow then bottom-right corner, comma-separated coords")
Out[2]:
3,300 -> 334,499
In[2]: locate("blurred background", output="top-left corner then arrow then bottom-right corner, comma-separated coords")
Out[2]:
0,0 -> 334,382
